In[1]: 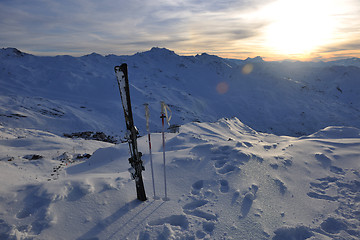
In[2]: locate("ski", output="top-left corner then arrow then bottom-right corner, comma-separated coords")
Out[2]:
114,63 -> 147,201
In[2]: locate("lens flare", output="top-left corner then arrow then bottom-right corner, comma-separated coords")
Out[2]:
242,64 -> 253,74
216,82 -> 229,94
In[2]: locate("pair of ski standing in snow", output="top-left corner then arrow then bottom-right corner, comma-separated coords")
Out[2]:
114,63 -> 171,202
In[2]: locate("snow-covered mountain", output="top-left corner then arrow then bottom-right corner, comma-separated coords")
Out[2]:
0,47 -> 359,240
1,47 -> 359,137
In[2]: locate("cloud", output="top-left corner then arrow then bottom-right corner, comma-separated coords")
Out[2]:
0,0 -> 273,56
317,40 -> 360,60
0,0 -> 359,60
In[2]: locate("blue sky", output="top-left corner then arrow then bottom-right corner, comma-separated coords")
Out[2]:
1,0 -> 359,60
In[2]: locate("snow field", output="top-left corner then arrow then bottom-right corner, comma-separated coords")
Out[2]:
1,118 -> 359,239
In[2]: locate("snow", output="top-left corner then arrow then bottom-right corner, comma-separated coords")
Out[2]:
0,47 -> 359,239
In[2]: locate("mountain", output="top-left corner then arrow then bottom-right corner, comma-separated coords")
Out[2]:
1,47 -> 360,138
328,57 -> 360,67
0,47 -> 359,239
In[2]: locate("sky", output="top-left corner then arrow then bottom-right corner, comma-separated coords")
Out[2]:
1,0 -> 359,61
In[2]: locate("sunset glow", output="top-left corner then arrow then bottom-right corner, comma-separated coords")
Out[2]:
264,0 -> 336,57
0,0 -> 359,60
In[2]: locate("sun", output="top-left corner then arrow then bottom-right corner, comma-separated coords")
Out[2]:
263,0 -> 336,57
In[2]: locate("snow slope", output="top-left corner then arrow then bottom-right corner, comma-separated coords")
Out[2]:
0,47 -> 359,239
0,118 -> 359,239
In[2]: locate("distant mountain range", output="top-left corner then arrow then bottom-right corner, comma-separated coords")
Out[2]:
1,47 -> 360,138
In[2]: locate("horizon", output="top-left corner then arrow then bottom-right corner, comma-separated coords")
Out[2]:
3,46 -> 360,63
1,0 -> 359,62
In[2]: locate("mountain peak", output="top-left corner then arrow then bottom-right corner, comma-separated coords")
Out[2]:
1,47 -> 27,57
82,52 -> 103,58
245,56 -> 264,62
195,52 -> 223,62
149,47 -> 177,56
135,47 -> 178,59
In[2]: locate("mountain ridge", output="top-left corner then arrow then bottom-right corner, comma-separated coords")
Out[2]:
1,47 -> 359,138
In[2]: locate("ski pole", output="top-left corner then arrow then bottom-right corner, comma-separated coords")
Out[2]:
144,104 -> 157,199
161,101 -> 171,200
161,104 -> 167,200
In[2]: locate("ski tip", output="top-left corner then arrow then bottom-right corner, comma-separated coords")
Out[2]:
114,63 -> 128,73
114,65 -> 121,73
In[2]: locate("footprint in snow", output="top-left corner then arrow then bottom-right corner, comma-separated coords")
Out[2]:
194,226 -> 217,240
329,166 -> 345,175
185,209 -> 218,221
191,180 -> 204,195
176,181 -> 219,239
308,176 -> 340,201
219,179 -> 229,193
263,144 -> 278,150
314,153 -> 332,168
217,164 -> 238,175
240,192 -> 255,217
320,217 -> 348,234
182,199 -> 208,210
308,170 -> 360,236
182,197 -> 217,222
273,178 -> 287,195
15,185 -> 54,235
239,184 -> 258,218
273,226 -> 314,240
148,214 -> 189,229
203,221 -> 215,233
214,159 -> 227,168
231,190 -> 240,206
190,179 -> 217,200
